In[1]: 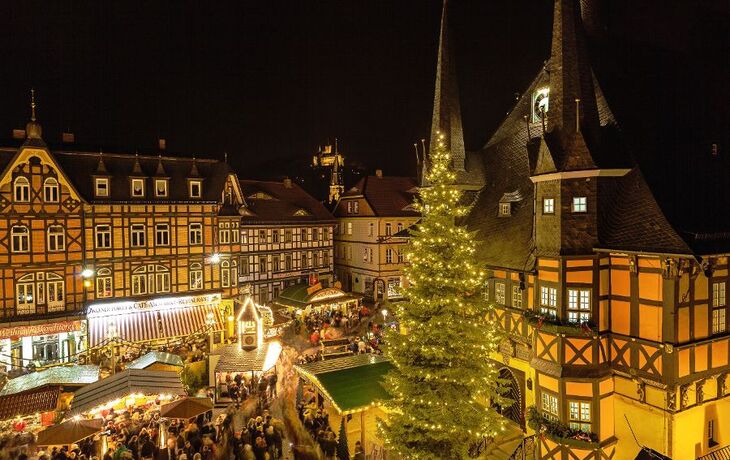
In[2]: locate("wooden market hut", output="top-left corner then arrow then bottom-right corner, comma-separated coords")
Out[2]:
0,365 -> 99,424
294,354 -> 392,456
272,283 -> 361,316
66,369 -> 186,417
126,351 -> 185,373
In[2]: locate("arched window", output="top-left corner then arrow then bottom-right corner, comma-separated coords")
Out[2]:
154,265 -> 170,293
13,177 -> 30,202
190,263 -> 203,290
221,260 -> 230,288
16,273 -> 35,314
131,266 -> 148,295
11,226 -> 29,253
47,225 -> 65,251
43,178 -> 59,202
46,273 -> 65,312
96,268 -> 113,298
230,260 -> 238,287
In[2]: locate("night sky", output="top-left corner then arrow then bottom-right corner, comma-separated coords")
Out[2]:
1,1 -> 728,192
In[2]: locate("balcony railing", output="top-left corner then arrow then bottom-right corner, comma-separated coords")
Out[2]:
697,445 -> 730,460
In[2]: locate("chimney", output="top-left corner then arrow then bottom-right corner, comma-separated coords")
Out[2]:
62,132 -> 75,143
158,138 -> 167,150
12,129 -> 25,140
375,169 -> 383,178
283,177 -> 293,188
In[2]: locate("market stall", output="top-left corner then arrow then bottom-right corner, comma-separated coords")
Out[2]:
294,354 -> 392,456
273,283 -> 361,317
126,351 -> 185,373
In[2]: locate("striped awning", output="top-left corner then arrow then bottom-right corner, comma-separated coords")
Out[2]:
88,301 -> 224,347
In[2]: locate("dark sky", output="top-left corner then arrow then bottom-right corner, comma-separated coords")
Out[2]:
1,1 -> 728,186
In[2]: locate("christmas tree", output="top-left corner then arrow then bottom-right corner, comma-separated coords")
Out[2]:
378,133 -> 507,459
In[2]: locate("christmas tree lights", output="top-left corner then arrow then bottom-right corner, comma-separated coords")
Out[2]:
378,133 -> 507,459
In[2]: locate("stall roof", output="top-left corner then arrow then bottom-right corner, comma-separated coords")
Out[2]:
214,342 -> 281,373
294,354 -> 393,414
67,369 -> 185,417
274,283 -> 360,309
127,351 -> 184,370
0,387 -> 61,421
0,365 -> 99,397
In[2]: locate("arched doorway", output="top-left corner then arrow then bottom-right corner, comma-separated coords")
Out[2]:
495,367 -> 524,429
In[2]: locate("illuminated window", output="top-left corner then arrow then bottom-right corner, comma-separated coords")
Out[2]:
495,282 -> 506,304
43,178 -> 59,202
499,202 -> 511,217
189,180 -> 202,198
189,223 -> 203,245
155,224 -> 170,246
95,225 -> 112,248
541,392 -> 558,421
155,179 -> 168,197
346,222 -> 353,235
385,249 -> 393,264
130,224 -> 146,247
189,263 -> 203,290
569,401 -> 591,432
572,197 -> 587,213
543,198 -> 555,214
219,223 -> 231,244
11,226 -> 30,253
231,224 -> 240,243
95,178 -> 109,197
155,267 -> 170,293
272,229 -> 279,243
131,178 -> 145,197
567,288 -> 591,323
221,260 -> 230,287
131,267 -> 148,295
713,281 -> 727,334
347,202 -> 352,213
13,177 -> 30,202
230,260 -> 238,286
47,225 -> 65,252
512,286 -> 523,308
16,276 -> 35,315
46,273 -> 65,312
540,285 -> 557,318
353,201 -> 359,214
96,268 -> 113,298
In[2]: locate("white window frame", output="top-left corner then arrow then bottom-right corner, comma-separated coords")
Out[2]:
543,198 -> 555,214
541,392 -> 559,422
568,401 -> 591,432
512,285 -> 523,308
272,229 -> 279,243
131,178 -> 145,197
221,260 -> 231,287
13,177 -> 30,202
43,178 -> 59,202
572,197 -> 587,213
385,248 -> 393,264
47,277 -> 65,312
397,249 -> 404,263
713,281 -> 727,334
47,225 -> 65,252
130,224 -> 146,247
540,285 -> 558,318
495,282 -> 506,304
189,223 -> 203,245
346,222 -> 353,235
368,223 -> 374,237
189,180 -> 202,198
499,202 -> 511,216
385,223 -> 392,236
11,226 -> 30,253
16,279 -> 35,315
131,267 -> 148,295
353,201 -> 359,214
567,288 -> 591,323
219,224 -> 231,244
189,263 -> 203,290
155,179 -> 168,197
95,224 -> 112,249
155,223 -> 170,246
96,268 -> 113,298
95,177 -> 109,197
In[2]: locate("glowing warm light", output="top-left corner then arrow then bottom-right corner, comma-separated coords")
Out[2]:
209,253 -> 221,264
81,268 -> 95,278
262,340 -> 282,372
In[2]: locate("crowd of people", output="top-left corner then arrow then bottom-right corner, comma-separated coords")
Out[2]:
219,372 -> 278,405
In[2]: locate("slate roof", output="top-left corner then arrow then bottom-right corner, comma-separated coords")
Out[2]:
340,176 -> 419,217
238,179 -> 335,224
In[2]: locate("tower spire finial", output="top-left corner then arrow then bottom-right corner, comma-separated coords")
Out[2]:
30,89 -> 37,122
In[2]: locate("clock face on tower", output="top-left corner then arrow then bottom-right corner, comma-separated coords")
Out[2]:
531,88 -> 550,123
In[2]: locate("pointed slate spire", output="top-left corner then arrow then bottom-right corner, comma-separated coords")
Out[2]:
547,0 -> 600,146
189,157 -> 201,177
429,0 -> 465,172
154,155 -> 167,176
95,151 -> 109,175
131,153 -> 145,176
25,89 -> 44,141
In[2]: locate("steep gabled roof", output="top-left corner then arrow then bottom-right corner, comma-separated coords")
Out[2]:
238,179 -> 335,224
341,176 -> 419,217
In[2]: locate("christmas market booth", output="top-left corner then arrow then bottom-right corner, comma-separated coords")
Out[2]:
209,296 -> 282,404
294,354 -> 392,457
0,365 -> 99,427
66,369 -> 186,419
126,351 -> 185,373
272,283 -> 361,317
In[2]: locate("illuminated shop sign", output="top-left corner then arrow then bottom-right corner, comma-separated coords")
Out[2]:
87,293 -> 222,318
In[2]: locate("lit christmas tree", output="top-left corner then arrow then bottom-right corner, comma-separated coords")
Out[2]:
379,133 -> 507,459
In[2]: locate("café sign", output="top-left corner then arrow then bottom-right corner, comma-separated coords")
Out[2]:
87,293 -> 222,318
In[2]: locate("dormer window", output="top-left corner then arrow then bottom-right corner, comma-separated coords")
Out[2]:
95,178 -> 109,197
499,202 -> 511,217
13,177 -> 30,202
131,178 -> 145,198
353,201 -> 359,214
43,178 -> 59,203
189,180 -> 202,198
155,179 -> 168,197
543,198 -> 555,214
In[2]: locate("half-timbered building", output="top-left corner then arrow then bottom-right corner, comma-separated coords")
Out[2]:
0,108 -> 246,368
431,0 -> 730,459
237,178 -> 336,305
